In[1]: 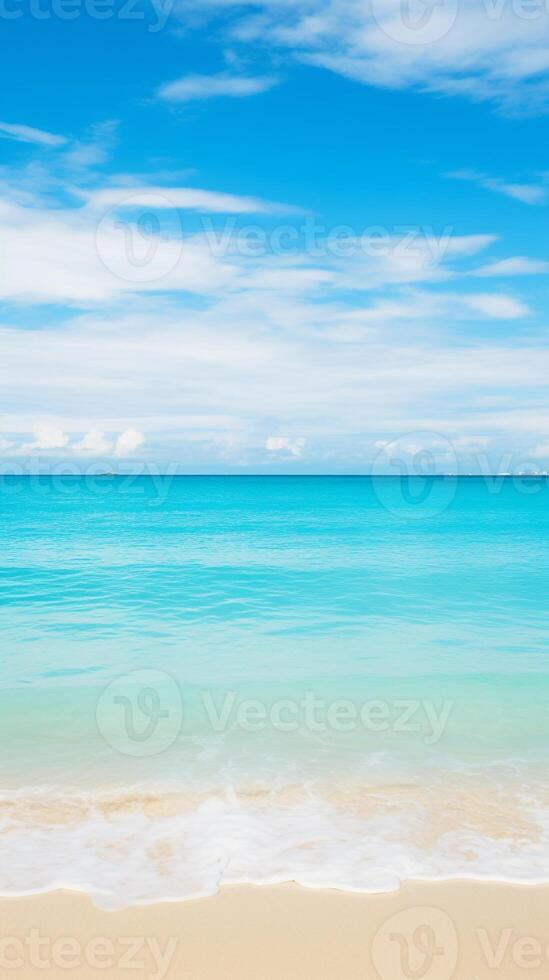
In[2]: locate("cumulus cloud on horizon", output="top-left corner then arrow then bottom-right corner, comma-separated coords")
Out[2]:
266,436 -> 306,457
7,427 -> 146,459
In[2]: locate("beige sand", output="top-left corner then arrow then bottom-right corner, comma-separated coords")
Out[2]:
1,881 -> 549,979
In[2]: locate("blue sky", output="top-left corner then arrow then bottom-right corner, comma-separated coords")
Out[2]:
1,0 -> 549,473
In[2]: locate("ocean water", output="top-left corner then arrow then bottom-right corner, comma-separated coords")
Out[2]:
1,475 -> 549,907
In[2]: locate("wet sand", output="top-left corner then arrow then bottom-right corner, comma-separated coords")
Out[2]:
2,880 -> 549,979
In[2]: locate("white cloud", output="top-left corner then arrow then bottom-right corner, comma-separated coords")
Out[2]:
83,185 -> 296,215
0,196 -> 238,303
0,147 -> 546,469
448,170 -> 548,204
73,429 -> 113,455
462,293 -> 530,319
23,425 -> 69,451
114,429 -> 145,457
0,181 -> 303,305
452,435 -> 491,450
191,0 -> 549,112
2,426 -> 143,458
234,231 -> 497,300
474,257 -> 549,277
3,300 -> 549,468
488,182 -> 547,205
0,120 -> 67,147
374,435 -> 452,457
334,233 -> 497,289
266,436 -> 306,456
532,444 -> 549,459
158,72 -> 278,103
436,234 -> 497,258
61,120 -> 119,173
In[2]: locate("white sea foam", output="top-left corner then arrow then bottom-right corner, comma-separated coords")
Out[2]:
2,778 -> 549,909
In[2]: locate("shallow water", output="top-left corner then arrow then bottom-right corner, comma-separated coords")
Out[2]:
1,476 -> 548,906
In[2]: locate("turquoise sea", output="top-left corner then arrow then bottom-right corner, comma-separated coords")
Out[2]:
1,475 -> 549,907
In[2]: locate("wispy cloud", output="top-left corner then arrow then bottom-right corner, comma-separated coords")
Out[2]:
61,120 -> 118,173
0,189 -> 504,306
489,182 -> 547,205
0,131 -> 546,469
185,0 -> 549,114
0,120 -> 67,147
82,184 -> 298,215
3,297 -> 548,468
462,293 -> 530,319
474,257 -> 549,277
0,180 -> 528,315
158,71 -> 278,103
448,170 -> 548,205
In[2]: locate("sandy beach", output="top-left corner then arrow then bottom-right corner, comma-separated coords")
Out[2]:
2,881 -> 549,979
